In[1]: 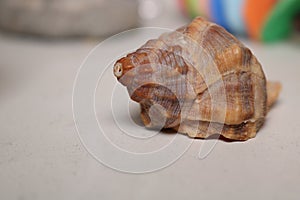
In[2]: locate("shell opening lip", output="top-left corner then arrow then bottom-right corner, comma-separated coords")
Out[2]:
114,62 -> 123,78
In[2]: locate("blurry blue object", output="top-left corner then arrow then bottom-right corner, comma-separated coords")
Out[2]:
210,0 -> 230,31
223,0 -> 246,35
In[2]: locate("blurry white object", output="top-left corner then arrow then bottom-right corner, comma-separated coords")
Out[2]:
0,0 -> 139,37
138,0 -> 163,21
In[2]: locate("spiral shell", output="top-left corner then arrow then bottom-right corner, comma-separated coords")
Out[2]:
113,17 -> 281,141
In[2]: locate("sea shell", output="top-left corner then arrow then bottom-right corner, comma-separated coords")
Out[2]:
113,17 -> 281,141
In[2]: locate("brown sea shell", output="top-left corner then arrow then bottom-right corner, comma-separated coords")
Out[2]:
113,17 -> 281,141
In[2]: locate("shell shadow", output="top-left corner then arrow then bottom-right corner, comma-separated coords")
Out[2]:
130,109 -> 246,143
160,128 -> 243,143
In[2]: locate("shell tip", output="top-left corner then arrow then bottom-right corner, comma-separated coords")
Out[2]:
114,62 -> 123,78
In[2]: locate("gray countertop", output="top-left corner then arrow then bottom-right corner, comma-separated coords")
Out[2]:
1,1 -> 300,199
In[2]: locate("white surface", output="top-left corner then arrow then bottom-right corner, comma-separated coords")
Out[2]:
1,2 -> 300,200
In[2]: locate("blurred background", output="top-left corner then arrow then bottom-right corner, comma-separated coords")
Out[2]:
0,0 -> 299,41
0,0 -> 300,200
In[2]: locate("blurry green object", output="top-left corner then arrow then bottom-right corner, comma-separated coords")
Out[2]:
262,0 -> 300,42
187,0 -> 200,18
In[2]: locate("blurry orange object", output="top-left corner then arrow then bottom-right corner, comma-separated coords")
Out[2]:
244,0 -> 277,40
